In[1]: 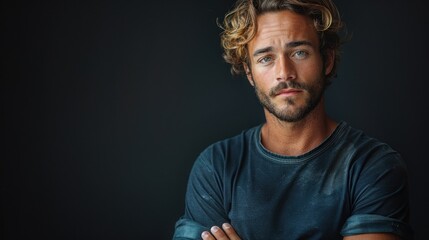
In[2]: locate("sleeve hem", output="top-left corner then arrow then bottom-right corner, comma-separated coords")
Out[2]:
173,218 -> 209,240
340,214 -> 413,239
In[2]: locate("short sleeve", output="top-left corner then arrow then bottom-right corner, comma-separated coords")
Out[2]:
341,214 -> 413,239
173,148 -> 229,239
341,151 -> 413,239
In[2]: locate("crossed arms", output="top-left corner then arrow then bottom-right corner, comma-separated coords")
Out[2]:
200,223 -> 401,240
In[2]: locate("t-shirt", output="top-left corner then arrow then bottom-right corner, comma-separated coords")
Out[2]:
173,122 -> 413,239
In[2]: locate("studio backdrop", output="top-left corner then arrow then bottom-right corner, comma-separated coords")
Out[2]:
2,0 -> 428,239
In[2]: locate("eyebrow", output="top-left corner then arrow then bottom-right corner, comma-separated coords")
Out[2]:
252,41 -> 314,57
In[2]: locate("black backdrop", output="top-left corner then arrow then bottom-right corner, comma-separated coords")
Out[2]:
2,0 -> 428,239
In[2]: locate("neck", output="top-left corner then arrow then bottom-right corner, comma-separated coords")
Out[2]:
261,99 -> 337,156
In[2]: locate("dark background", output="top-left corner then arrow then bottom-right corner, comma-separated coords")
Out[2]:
2,0 -> 428,239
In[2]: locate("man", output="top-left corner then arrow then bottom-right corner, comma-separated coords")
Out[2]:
173,0 -> 412,239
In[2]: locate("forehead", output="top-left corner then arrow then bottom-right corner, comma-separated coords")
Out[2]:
248,10 -> 319,51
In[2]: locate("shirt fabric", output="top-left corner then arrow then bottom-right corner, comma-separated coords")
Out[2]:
173,122 -> 412,239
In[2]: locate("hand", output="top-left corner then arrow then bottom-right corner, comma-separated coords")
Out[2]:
201,223 -> 241,240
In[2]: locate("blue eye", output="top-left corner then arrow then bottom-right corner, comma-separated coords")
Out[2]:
293,50 -> 308,59
258,56 -> 273,64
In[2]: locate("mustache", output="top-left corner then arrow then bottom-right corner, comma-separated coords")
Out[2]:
269,81 -> 307,97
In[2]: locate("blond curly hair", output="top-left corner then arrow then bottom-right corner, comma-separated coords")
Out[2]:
219,0 -> 344,81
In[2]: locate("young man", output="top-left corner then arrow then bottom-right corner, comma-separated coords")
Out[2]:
173,0 -> 412,239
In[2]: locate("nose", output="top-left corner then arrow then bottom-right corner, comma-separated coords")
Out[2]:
276,56 -> 296,81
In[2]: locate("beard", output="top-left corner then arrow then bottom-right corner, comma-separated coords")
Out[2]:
253,76 -> 326,122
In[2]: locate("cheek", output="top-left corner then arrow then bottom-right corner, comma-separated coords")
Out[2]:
252,64 -> 275,80
252,71 -> 274,92
299,60 -> 324,78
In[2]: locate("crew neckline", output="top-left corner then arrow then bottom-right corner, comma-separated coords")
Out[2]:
254,121 -> 347,164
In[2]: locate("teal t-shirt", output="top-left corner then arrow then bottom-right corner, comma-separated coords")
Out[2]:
173,122 -> 412,239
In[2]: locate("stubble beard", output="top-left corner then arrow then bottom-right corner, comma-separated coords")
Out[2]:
253,77 -> 326,122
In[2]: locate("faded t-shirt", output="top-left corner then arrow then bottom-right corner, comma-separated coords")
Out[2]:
173,122 -> 412,239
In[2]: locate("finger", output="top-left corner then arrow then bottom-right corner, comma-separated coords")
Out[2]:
201,230 -> 216,240
222,223 -> 241,240
210,226 -> 230,240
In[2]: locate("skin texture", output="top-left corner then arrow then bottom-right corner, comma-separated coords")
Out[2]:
247,12 -> 327,124
201,10 -> 401,240
245,10 -> 337,157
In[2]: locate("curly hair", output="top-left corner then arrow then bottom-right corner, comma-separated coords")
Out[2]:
219,0 -> 344,81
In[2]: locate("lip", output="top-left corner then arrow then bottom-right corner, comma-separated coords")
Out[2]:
276,88 -> 302,96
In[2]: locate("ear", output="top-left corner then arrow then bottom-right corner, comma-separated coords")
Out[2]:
324,49 -> 335,76
243,63 -> 254,86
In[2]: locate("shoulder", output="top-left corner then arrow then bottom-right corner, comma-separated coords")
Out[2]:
329,122 -> 408,191
196,125 -> 260,164
336,122 -> 404,167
